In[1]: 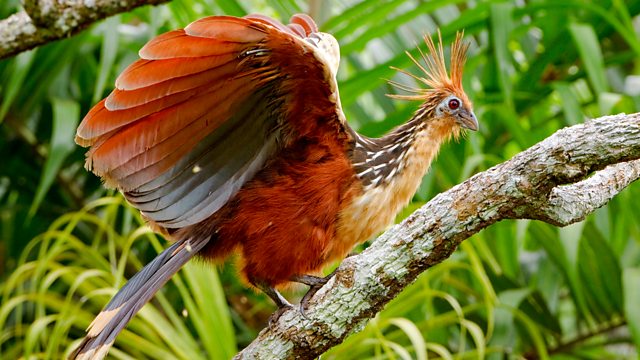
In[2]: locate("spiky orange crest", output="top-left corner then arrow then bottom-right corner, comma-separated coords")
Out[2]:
388,31 -> 469,101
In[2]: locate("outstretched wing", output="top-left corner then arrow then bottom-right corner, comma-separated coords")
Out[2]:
76,13 -> 348,230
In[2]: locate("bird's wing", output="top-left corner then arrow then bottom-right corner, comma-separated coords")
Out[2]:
76,14 -> 348,230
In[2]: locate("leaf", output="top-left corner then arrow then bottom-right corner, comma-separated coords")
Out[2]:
23,314 -> 58,358
28,98 -> 80,218
322,0 -> 374,31
491,222 -> 520,279
490,2 -> 514,108
339,0 -> 460,55
460,319 -> 486,359
181,262 -> 236,359
598,92 -> 623,116
553,82 -> 583,125
92,16 -> 120,104
388,318 -> 426,360
553,222 -> 595,322
212,0 -> 246,16
623,268 -> 640,349
0,50 -> 35,124
578,229 -> 623,318
491,289 -> 530,354
425,342 -> 453,360
519,290 -> 562,337
559,222 -> 583,267
381,339 -> 413,360
569,23 -> 608,97
332,0 -> 405,39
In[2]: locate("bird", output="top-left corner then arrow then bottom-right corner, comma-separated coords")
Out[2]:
70,12 -> 477,359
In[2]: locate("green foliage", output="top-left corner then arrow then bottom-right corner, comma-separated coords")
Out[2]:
1,198 -> 236,359
1,0 -> 639,359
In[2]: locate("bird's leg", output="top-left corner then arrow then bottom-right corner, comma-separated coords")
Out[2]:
291,252 -> 360,314
290,269 -> 338,314
253,281 -> 293,326
257,284 -> 292,309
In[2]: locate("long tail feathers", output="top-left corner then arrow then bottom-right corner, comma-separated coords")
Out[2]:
69,236 -> 209,360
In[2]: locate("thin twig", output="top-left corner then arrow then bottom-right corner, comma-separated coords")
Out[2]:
524,320 -> 628,359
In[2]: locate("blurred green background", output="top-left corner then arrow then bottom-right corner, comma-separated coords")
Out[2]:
1,0 -> 640,358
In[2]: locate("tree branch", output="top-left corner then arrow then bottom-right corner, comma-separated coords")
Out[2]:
0,0 -> 171,60
234,113 -> 640,359
528,159 -> 640,226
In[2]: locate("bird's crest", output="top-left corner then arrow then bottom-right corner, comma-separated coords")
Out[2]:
388,31 -> 469,101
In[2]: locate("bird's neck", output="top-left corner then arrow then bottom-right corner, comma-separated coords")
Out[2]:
351,115 -> 456,190
334,115 -> 458,259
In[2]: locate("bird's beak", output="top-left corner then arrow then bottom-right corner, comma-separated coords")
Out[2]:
456,109 -> 479,131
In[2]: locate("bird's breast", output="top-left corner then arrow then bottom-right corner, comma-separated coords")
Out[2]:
331,171 -> 423,261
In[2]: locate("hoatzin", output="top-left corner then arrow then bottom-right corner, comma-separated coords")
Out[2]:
71,13 -> 478,359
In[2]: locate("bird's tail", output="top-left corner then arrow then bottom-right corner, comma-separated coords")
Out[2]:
69,235 -> 209,360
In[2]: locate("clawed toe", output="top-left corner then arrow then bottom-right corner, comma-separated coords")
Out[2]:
268,303 -> 294,327
299,285 -> 321,317
252,280 -> 296,326
290,270 -> 338,316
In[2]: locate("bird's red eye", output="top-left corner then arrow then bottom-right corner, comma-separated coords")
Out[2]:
448,98 -> 460,110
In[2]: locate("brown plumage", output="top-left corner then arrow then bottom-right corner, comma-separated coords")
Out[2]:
71,13 -> 477,359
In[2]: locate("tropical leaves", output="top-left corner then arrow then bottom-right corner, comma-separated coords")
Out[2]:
0,198 -> 236,359
1,0 -> 639,359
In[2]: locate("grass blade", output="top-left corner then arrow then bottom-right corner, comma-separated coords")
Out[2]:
28,98 -> 80,218
569,23 -> 608,96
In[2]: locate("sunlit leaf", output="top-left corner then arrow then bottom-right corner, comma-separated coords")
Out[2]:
388,318 -> 427,360
569,23 -> 608,97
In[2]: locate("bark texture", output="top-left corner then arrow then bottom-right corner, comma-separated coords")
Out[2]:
235,113 -> 640,359
0,0 -> 170,59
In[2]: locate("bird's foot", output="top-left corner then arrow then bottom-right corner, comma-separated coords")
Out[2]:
267,302 -> 294,327
253,281 -> 294,327
290,270 -> 338,316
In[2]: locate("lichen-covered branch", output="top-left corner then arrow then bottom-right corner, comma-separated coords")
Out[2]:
235,113 -> 640,359
528,159 -> 640,226
0,0 -> 171,60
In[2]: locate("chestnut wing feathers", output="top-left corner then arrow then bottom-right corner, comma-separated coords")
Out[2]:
125,89 -> 282,228
76,15 -> 345,230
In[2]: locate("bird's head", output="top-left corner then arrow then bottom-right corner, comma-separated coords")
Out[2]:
389,31 -> 478,133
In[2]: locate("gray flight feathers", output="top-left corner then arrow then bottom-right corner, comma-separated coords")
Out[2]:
125,90 -> 280,229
